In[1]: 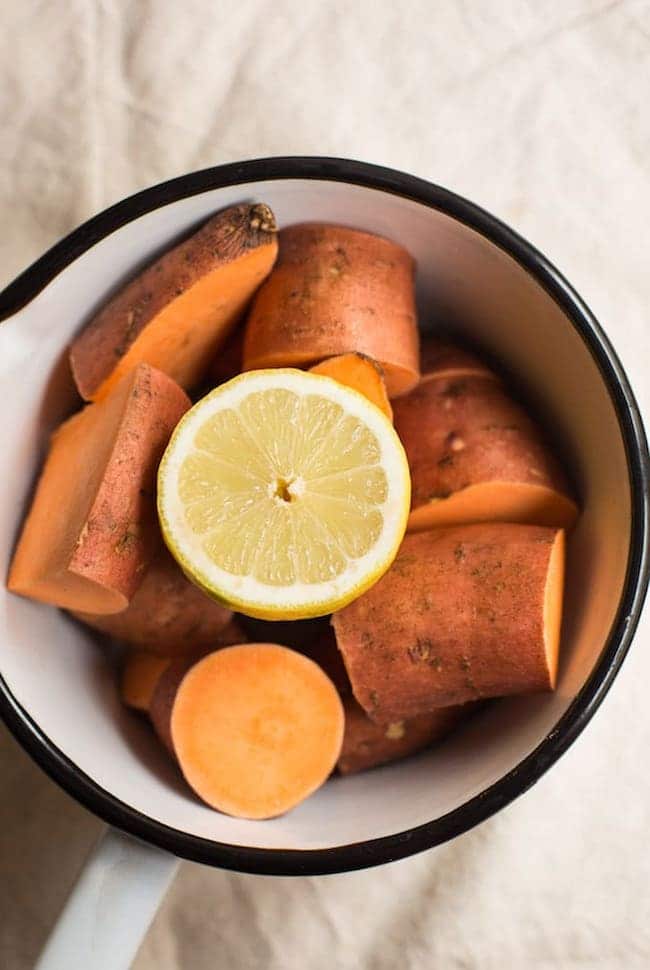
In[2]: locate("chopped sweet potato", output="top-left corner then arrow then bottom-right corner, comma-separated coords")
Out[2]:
243,223 -> 420,396
8,364 -> 190,614
332,523 -> 565,722
338,698 -> 469,775
419,337 -> 499,382
121,652 -> 171,712
393,375 -> 578,531
310,353 -> 393,420
73,547 -> 235,655
149,644 -> 344,818
70,204 -> 278,402
300,627 -> 352,695
208,324 -> 245,386
120,617 -> 247,711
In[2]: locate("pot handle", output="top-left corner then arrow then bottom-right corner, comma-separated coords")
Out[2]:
35,826 -> 179,970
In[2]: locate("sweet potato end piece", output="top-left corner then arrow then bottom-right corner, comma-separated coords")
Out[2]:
407,481 -> 579,532
90,243 -> 277,402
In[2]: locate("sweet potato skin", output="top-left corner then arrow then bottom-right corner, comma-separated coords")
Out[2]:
208,324 -> 245,386
393,375 -> 577,529
70,204 -> 278,401
243,223 -> 420,396
332,523 -> 564,722
338,698 -> 468,774
9,363 -> 190,614
73,548 -> 234,654
149,656 -> 193,754
419,337 -> 498,382
121,652 -> 171,712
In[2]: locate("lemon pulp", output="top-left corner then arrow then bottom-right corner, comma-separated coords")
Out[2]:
158,369 -> 410,619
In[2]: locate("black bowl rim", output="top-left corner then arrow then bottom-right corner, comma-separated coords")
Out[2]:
1,156 -> 648,876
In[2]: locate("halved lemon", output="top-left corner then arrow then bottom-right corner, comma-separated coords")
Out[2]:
158,369 -> 410,620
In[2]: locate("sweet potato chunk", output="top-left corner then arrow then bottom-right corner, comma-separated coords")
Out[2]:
208,324 -> 245,386
338,698 -> 469,774
149,644 -> 344,818
419,337 -> 499,382
120,619 -> 246,711
393,375 -> 578,531
332,523 -> 565,722
73,548 -> 234,655
121,652 -> 171,712
243,223 -> 420,396
310,353 -> 393,420
70,204 -> 278,401
8,364 -> 190,614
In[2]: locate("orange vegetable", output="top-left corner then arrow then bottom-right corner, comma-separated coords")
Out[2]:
332,523 -> 565,722
70,204 -> 278,402
300,629 -> 472,775
8,364 -> 189,614
149,644 -> 344,818
73,548 -> 234,655
243,223 -> 420,396
419,337 -> 499,383
120,619 -> 246,711
393,375 -> 578,531
208,324 -> 245,386
310,353 -> 393,420
121,652 -> 171,712
338,698 -> 469,775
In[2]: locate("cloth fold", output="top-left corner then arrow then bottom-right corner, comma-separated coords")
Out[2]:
1,1 -> 649,967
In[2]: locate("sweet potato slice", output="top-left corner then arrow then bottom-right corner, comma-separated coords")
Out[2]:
393,375 -> 578,531
149,644 -> 344,818
419,337 -> 499,383
332,523 -> 565,722
8,364 -> 190,614
243,223 -> 420,396
338,698 -> 469,775
310,353 -> 393,420
70,204 -> 278,402
73,547 -> 235,655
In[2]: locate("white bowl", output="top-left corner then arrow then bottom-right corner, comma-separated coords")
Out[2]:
0,158 -> 648,874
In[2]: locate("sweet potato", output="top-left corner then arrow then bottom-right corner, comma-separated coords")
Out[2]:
120,619 -> 246,710
8,364 -> 190,614
300,630 -> 472,774
208,324 -> 245,386
332,523 -> 565,722
310,353 -> 393,420
243,224 -> 420,396
149,644 -> 344,819
70,204 -> 278,402
121,652 -> 171,712
338,698 -> 469,775
393,375 -> 578,531
73,547 -> 235,655
419,337 -> 498,383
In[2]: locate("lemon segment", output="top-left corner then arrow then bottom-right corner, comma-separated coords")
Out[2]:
158,369 -> 410,619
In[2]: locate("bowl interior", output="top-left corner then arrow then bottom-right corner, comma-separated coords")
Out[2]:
0,177 -> 631,851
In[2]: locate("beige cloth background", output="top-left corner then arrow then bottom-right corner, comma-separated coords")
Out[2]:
2,1 -> 650,967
